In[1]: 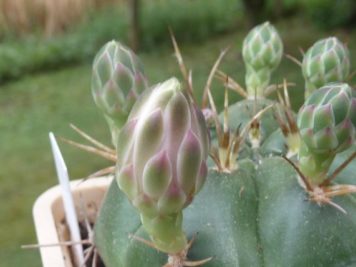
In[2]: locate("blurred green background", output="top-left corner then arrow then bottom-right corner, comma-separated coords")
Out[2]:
0,0 -> 355,266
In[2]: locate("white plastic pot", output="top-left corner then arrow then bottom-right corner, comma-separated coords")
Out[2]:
32,177 -> 111,267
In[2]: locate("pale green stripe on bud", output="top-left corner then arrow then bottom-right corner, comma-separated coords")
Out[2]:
177,130 -> 202,196
142,150 -> 172,199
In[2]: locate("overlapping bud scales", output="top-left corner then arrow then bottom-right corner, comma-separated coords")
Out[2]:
302,37 -> 350,98
242,21 -> 283,98
297,83 -> 355,184
116,78 -> 209,253
91,40 -> 148,145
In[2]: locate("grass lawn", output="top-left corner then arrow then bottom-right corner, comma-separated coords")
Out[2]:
0,17 -> 355,266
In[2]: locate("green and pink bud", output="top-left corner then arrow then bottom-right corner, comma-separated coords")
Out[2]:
297,82 -> 355,185
302,37 -> 350,98
242,21 -> 283,98
116,78 -> 209,253
91,40 -> 148,146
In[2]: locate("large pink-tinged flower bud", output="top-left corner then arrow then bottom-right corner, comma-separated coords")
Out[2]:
116,77 -> 209,253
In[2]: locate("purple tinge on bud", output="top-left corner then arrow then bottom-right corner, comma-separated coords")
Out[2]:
116,77 -> 210,217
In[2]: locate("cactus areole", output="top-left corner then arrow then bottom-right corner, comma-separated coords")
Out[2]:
116,78 -> 209,254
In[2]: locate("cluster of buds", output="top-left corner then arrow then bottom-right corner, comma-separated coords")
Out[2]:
302,37 -> 350,98
297,83 -> 356,185
242,21 -> 283,99
116,78 -> 209,253
91,41 -> 148,146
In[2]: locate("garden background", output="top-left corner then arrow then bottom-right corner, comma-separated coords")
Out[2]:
0,0 -> 355,266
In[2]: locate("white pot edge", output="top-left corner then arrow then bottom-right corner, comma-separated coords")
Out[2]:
33,177 -> 112,267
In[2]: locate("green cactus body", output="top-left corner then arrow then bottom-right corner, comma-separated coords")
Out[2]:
242,22 -> 283,99
95,160 -> 261,266
221,99 -> 282,152
94,156 -> 356,266
256,157 -> 356,267
92,41 -> 148,146
297,83 -> 355,185
302,37 -> 350,98
94,82 -> 356,266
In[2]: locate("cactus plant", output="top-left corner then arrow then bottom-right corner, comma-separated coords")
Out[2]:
73,23 -> 356,267
302,37 -> 350,98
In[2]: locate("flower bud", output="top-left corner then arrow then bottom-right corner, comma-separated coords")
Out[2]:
242,21 -> 283,98
302,37 -> 350,98
297,82 -> 355,184
116,77 -> 209,253
91,41 -> 148,145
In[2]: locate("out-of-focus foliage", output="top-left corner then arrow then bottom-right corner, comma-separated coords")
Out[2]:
265,0 -> 302,17
302,0 -> 356,29
0,0 -> 240,84
141,0 -> 239,48
0,0 -> 117,37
